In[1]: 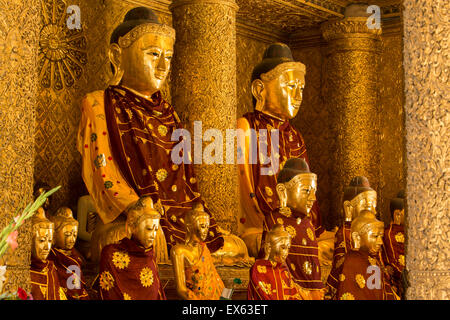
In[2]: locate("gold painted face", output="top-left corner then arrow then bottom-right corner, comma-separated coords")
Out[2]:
120,33 -> 174,95
193,215 -> 210,242
285,176 -> 317,217
54,224 -> 78,251
262,68 -> 305,120
352,190 -> 377,218
393,209 -> 405,225
134,217 -> 159,249
360,225 -> 384,256
269,237 -> 291,264
32,228 -> 53,262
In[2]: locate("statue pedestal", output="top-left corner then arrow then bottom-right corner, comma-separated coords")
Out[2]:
158,263 -> 250,300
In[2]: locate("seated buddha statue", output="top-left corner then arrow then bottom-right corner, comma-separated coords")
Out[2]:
237,43 -> 326,257
381,190 -> 405,298
248,224 -> 311,300
335,210 -> 399,300
263,158 -> 325,299
30,210 -> 67,300
48,207 -> 89,300
170,203 -> 225,300
98,196 -> 165,300
77,6 -> 224,262
326,176 -> 376,298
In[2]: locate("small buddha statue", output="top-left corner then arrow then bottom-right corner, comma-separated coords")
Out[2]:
237,43 -> 325,256
326,176 -> 376,297
248,224 -> 311,300
30,210 -> 67,300
77,6 -> 224,261
335,211 -> 399,300
262,158 -> 325,299
171,203 -> 225,300
98,196 -> 165,300
48,207 -> 89,300
381,190 -> 405,298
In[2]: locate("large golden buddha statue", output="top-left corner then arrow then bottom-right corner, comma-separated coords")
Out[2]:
326,176 -> 376,297
30,210 -> 67,300
48,207 -> 89,300
171,204 -> 225,300
263,158 -> 326,299
98,196 -> 165,300
335,210 -> 399,300
237,43 -> 325,256
248,224 -> 310,300
77,7 -> 224,259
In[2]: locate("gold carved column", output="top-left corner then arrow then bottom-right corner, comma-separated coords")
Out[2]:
321,8 -> 382,223
0,0 -> 40,292
403,0 -> 449,300
170,0 -> 239,232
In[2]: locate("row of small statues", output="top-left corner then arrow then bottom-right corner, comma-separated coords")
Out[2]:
30,158 -> 405,300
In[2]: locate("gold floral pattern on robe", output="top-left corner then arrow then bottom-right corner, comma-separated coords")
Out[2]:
395,232 -> 404,243
259,281 -> 272,295
307,228 -> 314,241
123,293 -> 132,300
398,255 -> 405,266
100,271 -> 115,291
257,265 -> 267,274
285,225 -> 297,238
112,251 -> 130,270
340,292 -> 355,300
140,267 -> 154,287
303,261 -> 312,275
156,168 -> 168,182
355,274 -> 366,289
339,274 -> 345,282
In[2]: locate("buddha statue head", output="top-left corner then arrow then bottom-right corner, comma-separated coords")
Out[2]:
50,207 -> 78,252
125,196 -> 161,249
31,208 -> 54,262
276,158 -> 317,218
109,7 -> 175,96
251,43 -> 306,121
350,210 -> 384,255
185,203 -> 210,243
263,224 -> 291,263
390,190 -> 405,226
343,176 -> 377,222
33,181 -> 52,211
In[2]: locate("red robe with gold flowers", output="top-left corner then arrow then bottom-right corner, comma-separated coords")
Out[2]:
30,257 -> 67,300
326,221 -> 351,296
242,111 -> 323,236
248,259 -> 307,300
98,237 -> 165,300
78,86 -> 223,252
335,250 -> 399,300
263,208 -> 325,295
48,247 -> 89,300
382,223 -> 405,295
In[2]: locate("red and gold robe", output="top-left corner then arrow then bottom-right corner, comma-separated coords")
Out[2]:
185,242 -> 224,300
382,223 -> 405,295
30,258 -> 67,300
48,247 -> 89,300
263,208 -> 325,298
77,86 -> 223,252
326,221 -> 351,296
335,250 -> 399,300
242,111 -> 323,236
248,259 -> 309,300
98,237 -> 165,300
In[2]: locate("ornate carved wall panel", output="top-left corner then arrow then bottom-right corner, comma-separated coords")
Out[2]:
0,0 -> 40,292
403,0 -> 449,300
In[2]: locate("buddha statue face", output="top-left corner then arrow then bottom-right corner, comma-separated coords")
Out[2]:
32,226 -> 53,262
54,224 -> 78,251
344,190 -> 377,220
351,212 -> 384,255
268,236 -> 291,264
253,68 -> 305,121
134,217 -> 160,249
277,174 -> 317,217
393,208 -> 405,226
192,214 -> 210,242
110,33 -> 174,95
